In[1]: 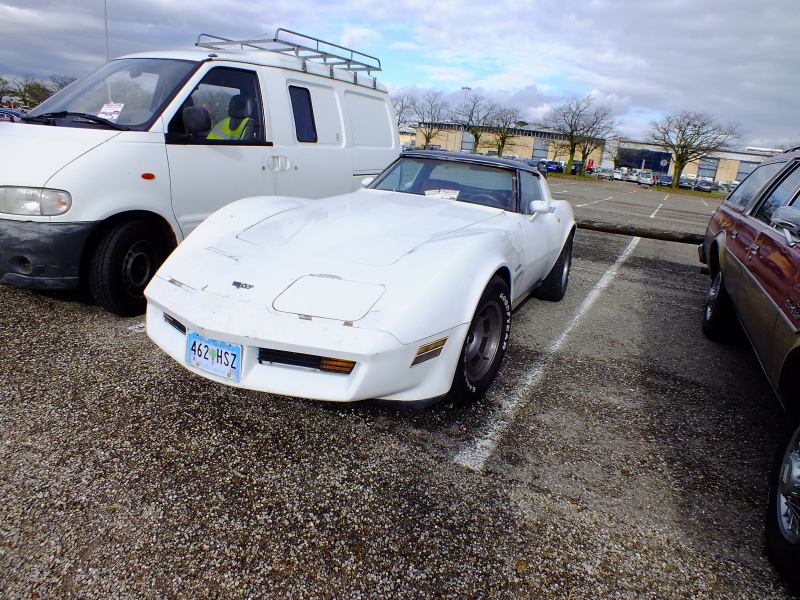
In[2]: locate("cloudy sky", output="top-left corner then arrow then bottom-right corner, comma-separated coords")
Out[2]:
1,0 -> 798,148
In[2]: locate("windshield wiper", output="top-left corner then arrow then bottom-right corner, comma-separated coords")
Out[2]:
22,111 -> 128,130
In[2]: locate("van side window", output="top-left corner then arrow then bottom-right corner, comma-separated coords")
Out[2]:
168,67 -> 264,143
288,86 -> 318,143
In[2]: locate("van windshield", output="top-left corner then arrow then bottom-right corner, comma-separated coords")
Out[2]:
28,58 -> 198,130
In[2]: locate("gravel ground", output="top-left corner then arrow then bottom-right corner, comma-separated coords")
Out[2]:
0,229 -> 795,598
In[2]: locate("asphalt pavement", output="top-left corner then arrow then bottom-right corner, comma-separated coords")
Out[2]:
0,179 -> 794,598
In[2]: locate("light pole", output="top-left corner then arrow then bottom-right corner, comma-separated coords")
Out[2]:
461,86 -> 471,106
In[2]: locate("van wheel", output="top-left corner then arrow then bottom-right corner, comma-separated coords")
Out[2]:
90,221 -> 169,317
766,406 -> 800,594
534,235 -> 573,301
447,276 -> 511,406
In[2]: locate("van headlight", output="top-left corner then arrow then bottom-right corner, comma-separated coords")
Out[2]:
0,187 -> 72,216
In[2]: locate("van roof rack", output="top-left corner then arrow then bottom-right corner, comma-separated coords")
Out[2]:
196,28 -> 382,87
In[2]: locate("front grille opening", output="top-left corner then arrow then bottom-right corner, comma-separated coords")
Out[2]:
258,348 -> 355,374
164,313 -> 187,335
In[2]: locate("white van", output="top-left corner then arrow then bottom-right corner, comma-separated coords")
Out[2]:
0,29 -> 400,316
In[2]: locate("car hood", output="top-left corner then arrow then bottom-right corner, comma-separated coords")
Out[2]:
0,123 -> 120,187
235,189 -> 499,266
156,189 -> 504,320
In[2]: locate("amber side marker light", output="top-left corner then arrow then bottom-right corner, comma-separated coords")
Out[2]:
320,357 -> 356,374
411,338 -> 447,367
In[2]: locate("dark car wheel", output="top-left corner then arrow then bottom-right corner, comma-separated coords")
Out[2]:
766,406 -> 800,594
701,270 -> 734,339
534,235 -> 573,302
90,221 -> 171,317
448,276 -> 511,406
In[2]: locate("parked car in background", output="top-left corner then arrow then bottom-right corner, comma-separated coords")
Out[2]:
693,180 -> 714,192
596,167 -> 614,181
613,169 -> 622,180
699,147 -> 800,593
678,177 -> 694,189
545,160 -> 563,173
145,151 -> 576,407
637,171 -> 655,186
626,170 -> 640,182
0,108 -> 21,122
658,174 -> 674,186
525,159 -> 549,178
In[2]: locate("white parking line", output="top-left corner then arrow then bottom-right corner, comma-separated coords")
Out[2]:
454,237 -> 641,472
576,196 -> 613,208
649,204 -> 663,219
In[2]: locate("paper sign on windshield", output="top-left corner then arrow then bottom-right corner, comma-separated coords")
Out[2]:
98,103 -> 124,122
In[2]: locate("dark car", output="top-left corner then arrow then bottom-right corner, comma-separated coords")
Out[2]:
545,161 -> 563,173
0,108 -> 21,122
525,159 -> 549,178
658,174 -> 673,186
699,148 -> 800,593
678,177 -> 694,189
693,180 -> 714,192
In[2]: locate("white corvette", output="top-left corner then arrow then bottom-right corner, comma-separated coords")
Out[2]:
145,151 -> 575,406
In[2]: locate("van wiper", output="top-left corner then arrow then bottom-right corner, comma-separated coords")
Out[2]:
22,111 -> 128,130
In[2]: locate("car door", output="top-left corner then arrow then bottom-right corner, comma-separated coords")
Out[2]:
736,161 -> 800,368
516,170 -> 562,294
164,66 -> 276,238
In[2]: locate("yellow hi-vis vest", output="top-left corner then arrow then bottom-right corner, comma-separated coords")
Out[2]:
207,117 -> 253,140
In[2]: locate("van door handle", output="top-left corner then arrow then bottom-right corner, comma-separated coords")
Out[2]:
266,156 -> 291,171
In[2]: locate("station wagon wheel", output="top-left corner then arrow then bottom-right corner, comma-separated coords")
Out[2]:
448,276 -> 511,406
90,221 -> 171,317
701,270 -> 733,339
766,408 -> 800,594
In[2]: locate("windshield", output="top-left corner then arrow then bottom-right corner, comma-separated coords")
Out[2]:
371,157 -> 516,210
29,58 -> 199,130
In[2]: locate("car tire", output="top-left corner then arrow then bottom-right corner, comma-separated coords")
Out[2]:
534,235 -> 573,302
701,270 -> 734,339
765,405 -> 800,594
90,221 -> 170,317
448,276 -> 511,406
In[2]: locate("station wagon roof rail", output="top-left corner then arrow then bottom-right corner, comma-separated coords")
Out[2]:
196,28 -> 382,88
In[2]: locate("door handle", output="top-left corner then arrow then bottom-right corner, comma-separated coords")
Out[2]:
266,156 -> 291,171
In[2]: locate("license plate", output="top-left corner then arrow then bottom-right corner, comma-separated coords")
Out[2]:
187,332 -> 242,382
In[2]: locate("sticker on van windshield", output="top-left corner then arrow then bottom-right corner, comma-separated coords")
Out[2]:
98,103 -> 124,122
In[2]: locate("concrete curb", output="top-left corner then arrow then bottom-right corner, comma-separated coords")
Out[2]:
576,218 -> 704,245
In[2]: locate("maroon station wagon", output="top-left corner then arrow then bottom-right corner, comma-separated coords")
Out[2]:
699,147 -> 800,593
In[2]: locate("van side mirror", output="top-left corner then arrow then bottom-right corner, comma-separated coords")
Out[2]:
361,176 -> 375,187
771,205 -> 800,247
183,106 -> 211,135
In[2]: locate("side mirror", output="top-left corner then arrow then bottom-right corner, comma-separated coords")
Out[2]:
771,205 -> 800,247
529,200 -> 556,214
183,106 -> 211,135
361,176 -> 375,188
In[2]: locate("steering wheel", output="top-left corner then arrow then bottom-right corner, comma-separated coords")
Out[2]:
469,193 -> 507,209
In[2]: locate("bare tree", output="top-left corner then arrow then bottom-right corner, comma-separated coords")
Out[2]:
50,74 -> 78,92
411,91 -> 449,149
542,94 -> 616,175
487,107 -> 524,157
450,93 -> 497,154
7,73 -> 54,107
577,106 -> 619,172
649,111 -> 742,188
391,92 -> 416,128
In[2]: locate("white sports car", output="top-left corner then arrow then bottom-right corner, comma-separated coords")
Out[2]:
145,151 -> 575,406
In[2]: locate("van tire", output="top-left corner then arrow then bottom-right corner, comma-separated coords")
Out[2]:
89,221 -> 168,317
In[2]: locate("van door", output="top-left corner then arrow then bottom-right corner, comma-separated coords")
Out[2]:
270,79 -> 352,198
165,66 -> 276,238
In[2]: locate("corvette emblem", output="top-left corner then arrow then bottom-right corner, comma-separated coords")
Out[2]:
232,281 -> 254,289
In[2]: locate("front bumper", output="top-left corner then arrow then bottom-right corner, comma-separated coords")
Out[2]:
0,218 -> 95,289
145,274 -> 467,403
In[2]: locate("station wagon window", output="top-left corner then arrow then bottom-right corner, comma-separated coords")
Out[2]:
753,163 -> 800,224
289,86 -> 318,143
725,161 -> 784,209
168,67 -> 264,143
